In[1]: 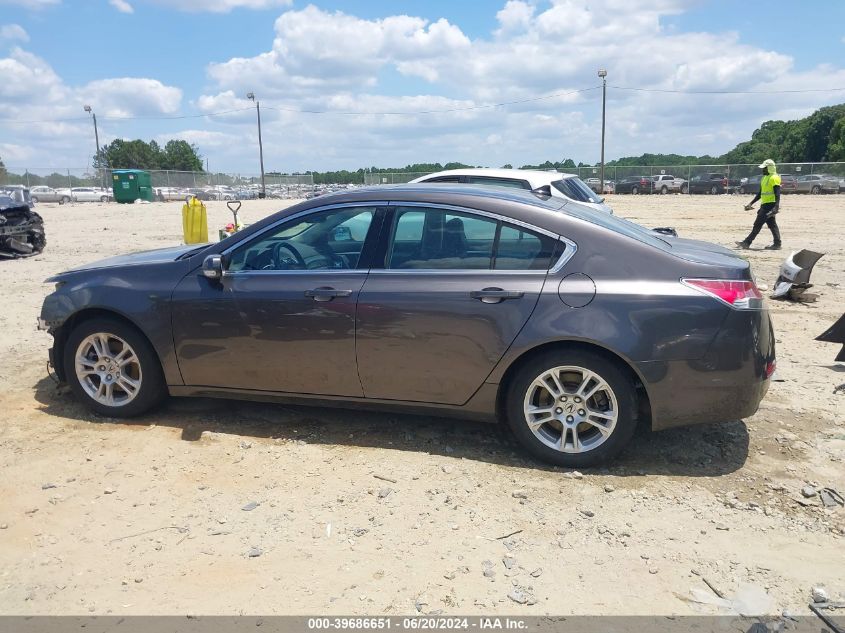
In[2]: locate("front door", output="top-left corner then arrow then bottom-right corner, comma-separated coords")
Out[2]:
172,205 -> 381,396
355,204 -> 559,405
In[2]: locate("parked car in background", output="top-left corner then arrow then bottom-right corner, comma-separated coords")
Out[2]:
154,187 -> 184,202
39,184 -> 775,467
688,173 -> 735,195
651,174 -> 688,194
839,177 -> 845,193
411,168 -> 614,214
613,176 -> 653,194
184,188 -> 214,201
71,187 -> 111,202
779,174 -> 798,193
738,175 -> 762,195
30,186 -> 72,204
584,178 -> 615,194
795,174 -> 839,194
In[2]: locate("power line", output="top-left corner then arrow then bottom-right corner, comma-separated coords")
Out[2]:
0,107 -> 255,125
611,85 -> 845,95
263,86 -> 602,115
2,83 -> 844,125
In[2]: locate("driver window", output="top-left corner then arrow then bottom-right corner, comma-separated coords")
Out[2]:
227,207 -> 376,272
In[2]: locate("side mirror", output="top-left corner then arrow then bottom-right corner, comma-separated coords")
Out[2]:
202,254 -> 224,280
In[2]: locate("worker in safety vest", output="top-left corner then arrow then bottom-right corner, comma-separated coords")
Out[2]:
736,158 -> 782,250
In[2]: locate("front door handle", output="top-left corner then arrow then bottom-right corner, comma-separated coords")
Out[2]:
470,288 -> 525,304
305,287 -> 353,302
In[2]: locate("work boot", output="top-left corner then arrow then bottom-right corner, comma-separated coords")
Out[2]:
735,241 -> 750,249
764,244 -> 782,250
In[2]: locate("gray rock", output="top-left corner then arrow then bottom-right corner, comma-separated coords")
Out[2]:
580,508 -> 595,518
502,557 -> 514,570
248,547 -> 263,558
483,568 -> 496,578
811,586 -> 829,603
802,486 -> 817,498
530,568 -> 542,578
242,501 -> 259,511
378,487 -> 393,499
41,483 -> 56,490
512,489 -> 528,499
507,590 -> 528,604
441,465 -> 453,474
604,484 -> 615,493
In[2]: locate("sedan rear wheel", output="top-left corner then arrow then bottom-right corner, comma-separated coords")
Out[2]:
60,196 -> 70,205
505,351 -> 637,467
631,186 -> 639,195
660,186 -> 668,194
710,185 -> 718,195
63,318 -> 166,417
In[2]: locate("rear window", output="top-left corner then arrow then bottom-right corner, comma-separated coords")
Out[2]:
551,177 -> 601,203
562,205 -> 670,251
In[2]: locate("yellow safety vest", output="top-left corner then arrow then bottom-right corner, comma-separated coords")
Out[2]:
760,173 -> 781,204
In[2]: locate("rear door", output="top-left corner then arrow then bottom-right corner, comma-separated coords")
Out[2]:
356,203 -> 561,404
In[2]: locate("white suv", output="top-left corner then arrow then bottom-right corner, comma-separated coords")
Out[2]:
651,174 -> 688,194
411,168 -> 613,214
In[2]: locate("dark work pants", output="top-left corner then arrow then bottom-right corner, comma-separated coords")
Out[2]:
744,202 -> 781,245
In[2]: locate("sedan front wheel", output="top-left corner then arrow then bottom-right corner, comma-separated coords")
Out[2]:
505,351 -> 637,467
63,318 -> 166,417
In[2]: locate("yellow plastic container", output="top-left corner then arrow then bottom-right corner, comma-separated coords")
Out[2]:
182,197 -> 208,244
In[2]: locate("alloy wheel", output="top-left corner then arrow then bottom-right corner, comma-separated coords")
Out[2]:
75,333 -> 143,407
523,365 -> 618,453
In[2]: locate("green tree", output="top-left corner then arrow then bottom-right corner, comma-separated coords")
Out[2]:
827,116 -> 845,161
162,140 -> 203,171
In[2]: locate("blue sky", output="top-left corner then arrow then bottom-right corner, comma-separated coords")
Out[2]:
1,0 -> 844,174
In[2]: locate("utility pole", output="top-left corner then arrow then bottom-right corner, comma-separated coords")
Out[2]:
83,105 -> 103,189
597,69 -> 607,195
246,92 -> 266,198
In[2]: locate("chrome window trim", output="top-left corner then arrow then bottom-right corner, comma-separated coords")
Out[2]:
223,269 -> 368,278
387,201 -> 558,239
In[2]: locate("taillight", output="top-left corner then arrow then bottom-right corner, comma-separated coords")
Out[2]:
765,360 -> 777,378
682,278 -> 764,310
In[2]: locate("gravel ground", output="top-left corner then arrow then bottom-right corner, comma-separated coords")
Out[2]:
0,193 -> 843,616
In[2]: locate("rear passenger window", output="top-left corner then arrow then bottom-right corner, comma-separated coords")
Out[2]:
495,225 -> 557,270
388,208 -> 496,269
387,207 -> 561,271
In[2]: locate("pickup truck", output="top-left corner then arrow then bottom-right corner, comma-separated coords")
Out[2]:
651,174 -> 688,194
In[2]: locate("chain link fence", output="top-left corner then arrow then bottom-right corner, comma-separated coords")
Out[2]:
362,163 -> 845,194
3,164 -> 844,197
1,168 -> 315,199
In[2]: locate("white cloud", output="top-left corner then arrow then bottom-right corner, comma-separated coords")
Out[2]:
0,24 -> 29,42
109,0 -> 134,13
3,1 -> 845,172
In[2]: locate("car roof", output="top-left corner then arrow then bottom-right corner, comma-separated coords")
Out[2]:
413,168 -> 578,186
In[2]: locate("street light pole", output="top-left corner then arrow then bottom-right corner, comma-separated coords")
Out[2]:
83,105 -> 103,189
597,69 -> 607,195
246,92 -> 266,199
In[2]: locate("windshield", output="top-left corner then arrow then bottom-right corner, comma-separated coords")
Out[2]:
551,177 -> 601,204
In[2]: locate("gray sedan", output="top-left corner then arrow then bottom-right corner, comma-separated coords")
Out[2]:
39,185 -> 775,467
30,186 -> 72,204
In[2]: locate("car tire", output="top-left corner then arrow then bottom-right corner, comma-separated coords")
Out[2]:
811,185 -> 821,195
504,350 -> 638,468
631,186 -> 638,195
60,196 -> 70,205
100,195 -> 108,202
660,186 -> 668,194
63,317 -> 167,418
31,196 -> 39,204
710,185 -> 718,195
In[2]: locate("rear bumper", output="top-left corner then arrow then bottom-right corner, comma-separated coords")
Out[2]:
637,309 -> 775,431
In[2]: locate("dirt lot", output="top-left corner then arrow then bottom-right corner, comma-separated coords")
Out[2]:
0,193 -> 843,616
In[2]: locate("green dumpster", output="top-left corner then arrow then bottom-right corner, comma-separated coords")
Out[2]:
112,169 -> 154,203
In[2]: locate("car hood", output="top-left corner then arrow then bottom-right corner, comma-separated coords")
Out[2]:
52,243 -> 209,276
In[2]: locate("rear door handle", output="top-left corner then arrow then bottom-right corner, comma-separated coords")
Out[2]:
470,288 -> 525,304
305,287 -> 352,302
